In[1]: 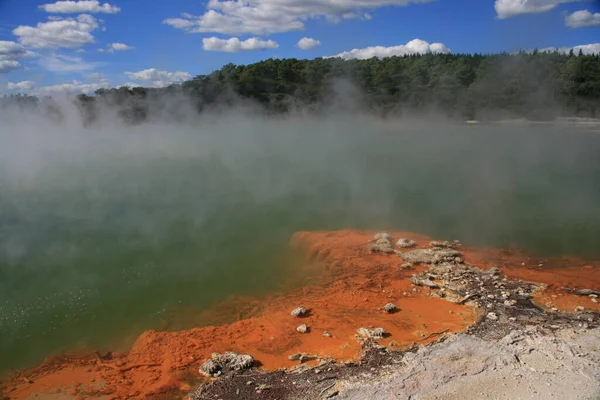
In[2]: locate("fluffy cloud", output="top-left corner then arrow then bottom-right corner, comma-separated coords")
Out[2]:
125,68 -> 192,87
38,54 -> 100,72
329,39 -> 450,60
7,81 -> 37,91
164,0 -> 431,35
540,43 -> 600,55
296,37 -> 321,50
36,80 -> 109,95
0,41 -> 33,73
202,37 -> 279,52
13,14 -> 99,49
495,0 -> 583,19
121,82 -> 144,88
39,1 -> 120,14
565,10 -> 600,28
0,61 -> 21,74
107,42 -> 135,52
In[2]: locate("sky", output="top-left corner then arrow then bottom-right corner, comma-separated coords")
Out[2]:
0,0 -> 599,95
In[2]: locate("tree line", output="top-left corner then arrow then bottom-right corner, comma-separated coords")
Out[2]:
2,50 -> 600,124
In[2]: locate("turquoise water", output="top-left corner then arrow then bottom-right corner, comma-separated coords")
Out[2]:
1,118 -> 599,373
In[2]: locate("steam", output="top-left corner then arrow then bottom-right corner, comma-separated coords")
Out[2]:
1,86 -> 600,373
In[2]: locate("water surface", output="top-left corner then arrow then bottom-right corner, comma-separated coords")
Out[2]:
1,118 -> 599,372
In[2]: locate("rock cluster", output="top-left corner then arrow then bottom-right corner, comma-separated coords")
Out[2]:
396,238 -> 416,248
400,248 -> 462,265
369,233 -> 395,254
356,327 -> 386,339
429,240 -> 459,248
199,352 -> 254,377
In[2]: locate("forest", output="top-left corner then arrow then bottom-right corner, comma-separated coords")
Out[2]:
2,50 -> 600,124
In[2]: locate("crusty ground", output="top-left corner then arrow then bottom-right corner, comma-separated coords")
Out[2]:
1,230 -> 599,400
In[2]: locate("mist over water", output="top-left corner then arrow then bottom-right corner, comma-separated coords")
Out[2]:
1,110 -> 600,373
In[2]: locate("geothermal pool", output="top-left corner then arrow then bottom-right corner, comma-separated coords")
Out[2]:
1,117 -> 599,373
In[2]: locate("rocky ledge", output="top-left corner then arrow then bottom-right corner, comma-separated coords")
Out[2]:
188,233 -> 600,400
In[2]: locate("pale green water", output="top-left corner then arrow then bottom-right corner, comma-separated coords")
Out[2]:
1,118 -> 599,373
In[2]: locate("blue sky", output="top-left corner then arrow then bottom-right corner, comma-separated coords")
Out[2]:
0,0 -> 599,94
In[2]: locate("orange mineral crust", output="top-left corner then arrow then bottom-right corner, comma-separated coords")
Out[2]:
2,230 -> 599,400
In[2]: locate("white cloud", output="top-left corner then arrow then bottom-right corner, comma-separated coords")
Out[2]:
565,10 -> 600,28
121,82 -> 144,88
13,14 -> 99,49
495,0 -> 583,19
124,68 -> 192,87
540,43 -> 600,55
36,79 -> 109,95
164,0 -> 431,36
328,39 -> 450,60
40,1 -> 120,14
7,81 -> 37,91
296,37 -> 321,50
0,60 -> 21,73
38,54 -> 100,72
0,41 -> 32,73
0,41 -> 29,61
107,42 -> 135,53
109,42 -> 134,51
162,18 -> 196,29
202,37 -> 279,52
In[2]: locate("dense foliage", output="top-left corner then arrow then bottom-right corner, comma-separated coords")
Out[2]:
3,51 -> 600,123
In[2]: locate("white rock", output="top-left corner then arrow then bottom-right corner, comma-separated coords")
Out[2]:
382,303 -> 397,313
291,306 -> 307,317
487,312 -> 498,321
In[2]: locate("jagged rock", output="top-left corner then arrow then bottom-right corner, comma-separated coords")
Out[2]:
288,353 -> 306,361
563,287 -> 600,296
199,352 -> 254,377
323,331 -> 332,337
400,248 -> 461,265
382,303 -> 397,313
357,327 -> 385,339
297,324 -> 308,333
396,238 -> 416,248
215,352 -> 254,370
487,312 -> 498,321
291,306 -> 307,317
411,274 -> 440,289
369,233 -> 395,254
374,233 -> 392,241
199,359 -> 220,377
369,239 -> 394,254
430,240 -> 455,248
